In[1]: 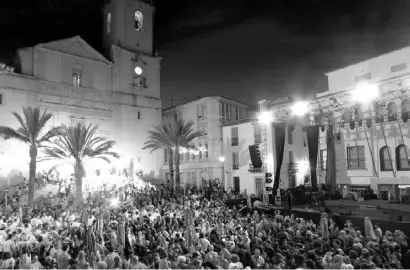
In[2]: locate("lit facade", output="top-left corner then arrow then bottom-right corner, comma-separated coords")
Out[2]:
161,96 -> 248,188
316,46 -> 410,199
0,0 -> 162,186
222,98 -> 310,195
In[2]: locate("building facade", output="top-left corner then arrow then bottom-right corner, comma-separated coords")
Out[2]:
316,46 -> 410,200
222,98 -> 310,195
161,96 -> 248,188
0,0 -> 162,186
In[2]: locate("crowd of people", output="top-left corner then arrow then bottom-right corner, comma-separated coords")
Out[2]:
0,179 -> 409,269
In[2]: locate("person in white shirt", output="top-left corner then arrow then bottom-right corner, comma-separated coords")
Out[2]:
199,233 -> 210,252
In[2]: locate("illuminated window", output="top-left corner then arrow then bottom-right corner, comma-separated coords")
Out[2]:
387,101 -> 398,121
347,146 -> 365,170
135,11 -> 143,31
232,152 -> 239,169
396,144 -> 410,171
107,13 -> 112,34
380,146 -> 393,171
72,69 -> 82,87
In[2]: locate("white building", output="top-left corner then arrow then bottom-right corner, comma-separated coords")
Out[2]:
161,96 -> 248,188
317,46 -> 410,200
0,0 -> 162,187
222,98 -> 310,195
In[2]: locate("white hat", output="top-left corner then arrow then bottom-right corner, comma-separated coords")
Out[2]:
177,256 -> 186,264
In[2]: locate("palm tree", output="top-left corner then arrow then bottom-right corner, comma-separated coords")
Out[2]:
0,107 -> 61,207
143,118 -> 204,190
42,122 -> 119,205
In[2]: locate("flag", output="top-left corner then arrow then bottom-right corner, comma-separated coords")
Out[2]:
364,217 -> 376,239
247,197 -> 252,211
320,213 -> 329,240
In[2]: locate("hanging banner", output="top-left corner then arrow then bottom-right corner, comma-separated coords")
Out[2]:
306,125 -> 320,190
273,123 -> 287,190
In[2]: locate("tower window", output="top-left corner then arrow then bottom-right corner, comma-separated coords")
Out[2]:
135,11 -> 143,31
107,13 -> 112,34
73,69 -> 82,87
0,94 -> 2,105
137,111 -> 141,120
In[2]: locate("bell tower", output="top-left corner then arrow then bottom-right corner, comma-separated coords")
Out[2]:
103,0 -> 154,56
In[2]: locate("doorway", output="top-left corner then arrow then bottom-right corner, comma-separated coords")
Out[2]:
233,177 -> 240,193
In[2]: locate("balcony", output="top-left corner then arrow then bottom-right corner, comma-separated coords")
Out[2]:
248,164 -> 263,173
233,165 -> 239,170
231,137 -> 239,146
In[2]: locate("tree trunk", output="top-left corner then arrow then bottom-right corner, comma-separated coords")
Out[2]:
168,148 -> 174,189
27,144 -> 37,208
74,162 -> 85,207
174,148 -> 180,191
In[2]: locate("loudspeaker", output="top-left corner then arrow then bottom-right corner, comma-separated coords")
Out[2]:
248,145 -> 262,168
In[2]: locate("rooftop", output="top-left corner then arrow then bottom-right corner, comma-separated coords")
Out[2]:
163,96 -> 249,112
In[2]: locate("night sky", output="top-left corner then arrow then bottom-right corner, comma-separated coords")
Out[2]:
1,0 -> 410,109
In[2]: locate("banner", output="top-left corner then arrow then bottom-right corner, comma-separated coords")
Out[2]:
326,126 -> 337,195
273,123 -> 287,190
306,126 -> 320,190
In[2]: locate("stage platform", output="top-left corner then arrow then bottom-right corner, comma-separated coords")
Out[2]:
254,203 -> 410,236
294,199 -> 410,222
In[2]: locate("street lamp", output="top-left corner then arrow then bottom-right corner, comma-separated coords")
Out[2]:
258,111 -> 274,125
351,82 -> 379,104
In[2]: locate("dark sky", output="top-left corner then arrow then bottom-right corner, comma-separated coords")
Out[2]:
1,0 -> 410,109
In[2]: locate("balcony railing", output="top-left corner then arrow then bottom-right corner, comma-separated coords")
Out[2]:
233,165 -> 239,170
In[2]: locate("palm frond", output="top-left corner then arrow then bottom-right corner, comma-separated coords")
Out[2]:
11,112 -> 31,140
43,122 -> 119,166
0,127 -> 31,143
37,126 -> 62,145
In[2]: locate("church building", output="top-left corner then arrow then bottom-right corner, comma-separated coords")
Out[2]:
0,0 -> 162,185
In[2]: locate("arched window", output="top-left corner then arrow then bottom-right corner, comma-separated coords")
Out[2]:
380,146 -> 393,171
107,13 -> 112,34
387,101 -> 398,121
402,99 -> 410,113
374,102 -> 383,123
135,11 -> 143,31
396,144 -> 410,171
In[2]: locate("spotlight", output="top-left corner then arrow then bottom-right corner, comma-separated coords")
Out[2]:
258,111 -> 274,125
291,101 -> 310,116
351,82 -> 379,104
